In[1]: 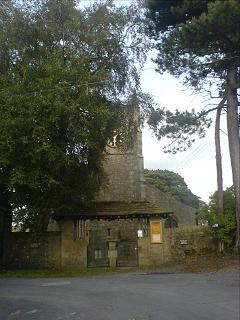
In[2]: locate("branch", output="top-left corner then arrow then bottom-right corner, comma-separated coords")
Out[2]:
203,103 -> 224,108
198,97 -> 226,118
204,88 -> 224,99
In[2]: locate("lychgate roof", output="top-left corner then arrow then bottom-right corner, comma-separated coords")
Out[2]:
53,201 -> 172,220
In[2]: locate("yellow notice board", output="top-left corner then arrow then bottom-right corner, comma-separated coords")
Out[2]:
150,220 -> 163,243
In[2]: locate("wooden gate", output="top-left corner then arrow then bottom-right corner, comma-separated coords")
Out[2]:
87,230 -> 109,268
117,240 -> 138,267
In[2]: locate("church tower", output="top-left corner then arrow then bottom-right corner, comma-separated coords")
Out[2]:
97,124 -> 145,202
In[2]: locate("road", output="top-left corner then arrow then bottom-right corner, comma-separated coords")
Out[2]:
0,270 -> 239,320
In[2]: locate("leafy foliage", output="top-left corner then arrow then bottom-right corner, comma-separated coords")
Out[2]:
145,0 -> 210,34
143,0 -> 240,151
144,0 -> 240,89
146,108 -> 211,153
0,0 -> 151,230
199,186 -> 236,249
144,169 -> 200,208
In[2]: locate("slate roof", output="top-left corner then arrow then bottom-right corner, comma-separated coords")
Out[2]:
53,201 -> 172,220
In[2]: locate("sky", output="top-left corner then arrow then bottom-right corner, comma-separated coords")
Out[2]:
80,0 -> 233,203
140,56 -> 232,202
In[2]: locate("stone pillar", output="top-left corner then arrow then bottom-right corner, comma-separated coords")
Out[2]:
108,240 -> 117,268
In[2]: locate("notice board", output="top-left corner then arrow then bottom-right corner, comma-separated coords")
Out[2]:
150,220 -> 163,243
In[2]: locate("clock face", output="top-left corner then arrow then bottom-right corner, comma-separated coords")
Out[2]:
107,133 -> 123,148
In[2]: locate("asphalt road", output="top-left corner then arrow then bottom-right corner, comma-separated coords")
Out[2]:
0,270 -> 239,320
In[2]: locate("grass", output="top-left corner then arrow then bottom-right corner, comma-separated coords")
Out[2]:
0,267 -> 136,278
0,255 -> 238,278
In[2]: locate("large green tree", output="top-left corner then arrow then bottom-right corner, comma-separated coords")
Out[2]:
200,186 -> 236,250
0,0 -> 150,264
144,169 -> 200,208
143,0 -> 240,248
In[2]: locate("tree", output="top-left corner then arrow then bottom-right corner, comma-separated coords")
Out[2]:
214,98 -> 226,215
199,186 -> 236,250
0,0 -> 150,264
143,0 -> 240,248
144,169 -> 200,208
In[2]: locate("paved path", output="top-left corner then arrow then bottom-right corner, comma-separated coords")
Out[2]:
0,270 -> 239,320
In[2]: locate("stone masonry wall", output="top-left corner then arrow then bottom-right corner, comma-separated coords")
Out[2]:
89,219 -> 139,242
59,218 -> 88,269
97,153 -> 143,201
144,183 -> 197,225
4,224 -> 216,270
138,226 -> 216,267
169,227 -> 217,260
6,232 -> 61,269
138,228 -> 172,267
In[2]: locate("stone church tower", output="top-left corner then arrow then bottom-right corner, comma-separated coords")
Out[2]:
97,126 -> 146,202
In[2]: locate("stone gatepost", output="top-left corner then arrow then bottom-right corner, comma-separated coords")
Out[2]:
108,240 -> 118,268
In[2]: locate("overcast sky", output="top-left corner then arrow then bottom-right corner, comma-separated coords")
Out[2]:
140,56 -> 232,202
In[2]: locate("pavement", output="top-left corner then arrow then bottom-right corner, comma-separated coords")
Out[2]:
0,269 -> 239,320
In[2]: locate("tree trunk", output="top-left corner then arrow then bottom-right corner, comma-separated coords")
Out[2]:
215,99 -> 225,253
215,98 -> 225,215
0,187 -> 12,269
226,68 -> 240,250
37,211 -> 50,232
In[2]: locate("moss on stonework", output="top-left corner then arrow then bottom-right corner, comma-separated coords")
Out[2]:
53,201 -> 172,219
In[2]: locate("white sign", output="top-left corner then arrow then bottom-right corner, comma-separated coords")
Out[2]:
138,230 -> 143,238
152,234 -> 161,242
180,239 -> 188,245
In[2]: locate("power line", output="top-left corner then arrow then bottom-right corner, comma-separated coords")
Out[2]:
220,129 -> 228,136
173,137 -> 212,171
181,142 -> 207,163
182,145 -> 211,170
175,143 -> 211,172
